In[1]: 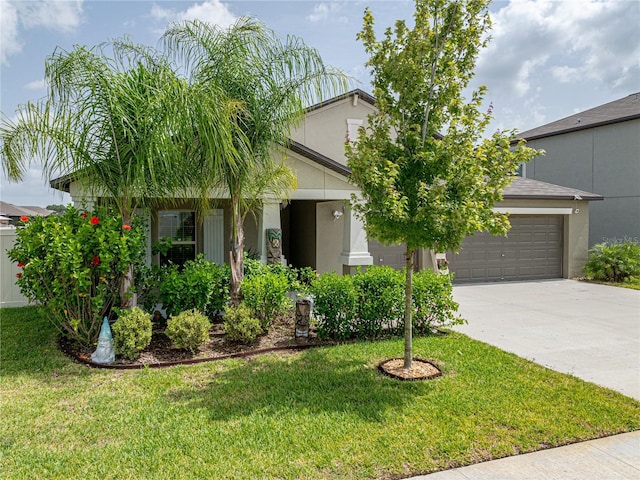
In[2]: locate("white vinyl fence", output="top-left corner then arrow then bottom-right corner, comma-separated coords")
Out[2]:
1,227 -> 29,308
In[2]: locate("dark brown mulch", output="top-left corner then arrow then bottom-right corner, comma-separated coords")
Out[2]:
61,312 -> 333,369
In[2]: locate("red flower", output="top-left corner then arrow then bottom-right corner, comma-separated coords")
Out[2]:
16,273 -> 22,279
20,215 -> 29,223
90,216 -> 99,225
92,256 -> 100,266
17,262 -> 24,268
122,224 -> 131,231
81,212 -> 88,219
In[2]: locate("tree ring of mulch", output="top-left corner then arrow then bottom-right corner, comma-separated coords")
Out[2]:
377,357 -> 442,381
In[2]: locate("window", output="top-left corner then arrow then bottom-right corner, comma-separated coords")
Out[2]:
346,118 -> 363,143
158,211 -> 196,267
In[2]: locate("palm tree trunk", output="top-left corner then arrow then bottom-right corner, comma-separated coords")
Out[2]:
229,194 -> 244,307
120,209 -> 136,309
404,246 -> 414,371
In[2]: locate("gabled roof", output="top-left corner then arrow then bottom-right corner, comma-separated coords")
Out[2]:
305,88 -> 376,113
517,92 -> 640,140
503,177 -> 602,201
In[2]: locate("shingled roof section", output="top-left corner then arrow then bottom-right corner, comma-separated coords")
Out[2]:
517,92 -> 640,141
286,140 -> 351,176
503,177 -> 602,201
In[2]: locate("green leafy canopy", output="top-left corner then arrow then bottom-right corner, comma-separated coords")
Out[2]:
347,0 -> 542,254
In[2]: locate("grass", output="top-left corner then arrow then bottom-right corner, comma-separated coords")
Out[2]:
2,307 -> 639,479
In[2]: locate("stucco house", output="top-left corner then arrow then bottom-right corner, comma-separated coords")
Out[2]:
52,89 -> 602,283
516,92 -> 640,247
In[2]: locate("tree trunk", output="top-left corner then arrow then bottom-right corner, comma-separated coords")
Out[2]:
229,194 -> 245,307
120,209 -> 136,309
403,246 -> 415,371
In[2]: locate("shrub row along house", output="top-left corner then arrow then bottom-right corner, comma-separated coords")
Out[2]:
50,89 -> 612,284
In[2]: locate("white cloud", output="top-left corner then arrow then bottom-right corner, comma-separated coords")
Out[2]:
476,0 -> 640,98
0,0 -> 84,65
24,79 -> 47,91
307,2 -> 348,24
1,1 -> 22,64
151,0 -> 237,30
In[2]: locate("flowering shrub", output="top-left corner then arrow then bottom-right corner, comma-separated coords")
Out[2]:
8,205 -> 146,347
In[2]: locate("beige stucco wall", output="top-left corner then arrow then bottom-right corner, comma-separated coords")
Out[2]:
290,93 -> 377,166
285,151 -> 358,200
496,198 -> 592,278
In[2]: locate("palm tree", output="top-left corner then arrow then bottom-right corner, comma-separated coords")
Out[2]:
163,17 -> 349,305
0,39 -> 236,306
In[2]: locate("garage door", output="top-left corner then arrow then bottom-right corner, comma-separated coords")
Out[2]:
448,215 -> 563,283
368,239 -> 406,269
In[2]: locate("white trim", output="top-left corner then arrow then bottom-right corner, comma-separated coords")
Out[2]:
493,207 -> 573,215
290,189 -> 356,200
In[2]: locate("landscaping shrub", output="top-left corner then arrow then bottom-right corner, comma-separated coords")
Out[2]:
311,267 -> 460,340
353,266 -> 404,337
112,307 -> 153,361
8,205 -> 146,347
241,271 -> 291,330
223,303 -> 264,343
158,255 -> 230,318
583,241 -> 640,283
412,269 -> 462,333
165,309 -> 210,353
310,273 -> 358,340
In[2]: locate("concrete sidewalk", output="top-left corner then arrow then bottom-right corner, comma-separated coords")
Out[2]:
411,431 -> 640,480
407,280 -> 640,479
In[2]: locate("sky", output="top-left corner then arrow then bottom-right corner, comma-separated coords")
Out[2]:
1,0 -> 639,207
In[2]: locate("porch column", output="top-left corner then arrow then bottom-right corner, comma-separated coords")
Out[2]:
259,199 -> 282,264
339,203 -> 373,274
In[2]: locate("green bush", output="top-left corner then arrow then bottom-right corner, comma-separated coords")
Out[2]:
310,273 -> 359,340
412,269 -> 462,333
241,271 -> 292,330
353,266 -> 404,337
8,205 -> 146,347
223,303 -> 264,344
165,309 -> 211,353
158,255 -> 230,318
311,267 -> 460,340
583,242 -> 640,283
112,307 -> 153,361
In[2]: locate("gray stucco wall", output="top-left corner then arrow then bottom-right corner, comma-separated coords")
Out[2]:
525,118 -> 640,245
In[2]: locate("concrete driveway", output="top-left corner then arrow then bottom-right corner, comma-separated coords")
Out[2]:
451,279 -> 640,400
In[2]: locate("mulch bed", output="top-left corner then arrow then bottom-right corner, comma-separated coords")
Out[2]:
62,313 -> 444,379
61,313 -> 333,369
378,358 -> 442,381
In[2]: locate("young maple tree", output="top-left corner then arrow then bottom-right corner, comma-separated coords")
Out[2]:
346,0 -> 541,370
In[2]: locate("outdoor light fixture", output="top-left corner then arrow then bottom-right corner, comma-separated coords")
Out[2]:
332,210 -> 343,220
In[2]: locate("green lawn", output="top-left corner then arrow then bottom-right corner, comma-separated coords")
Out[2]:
2,307 -> 639,479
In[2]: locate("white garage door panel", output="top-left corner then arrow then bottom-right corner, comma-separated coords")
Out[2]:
449,215 -> 563,283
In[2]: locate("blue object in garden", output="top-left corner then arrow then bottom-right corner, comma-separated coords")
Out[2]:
91,316 -> 115,364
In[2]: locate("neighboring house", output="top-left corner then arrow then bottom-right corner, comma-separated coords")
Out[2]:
0,201 -> 55,226
51,89 -> 602,283
516,92 -> 640,247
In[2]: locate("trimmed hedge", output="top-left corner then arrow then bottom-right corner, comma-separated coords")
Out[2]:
310,266 -> 462,340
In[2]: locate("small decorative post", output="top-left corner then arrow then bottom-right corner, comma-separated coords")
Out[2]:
91,316 -> 115,364
295,296 -> 312,341
266,228 -> 282,264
